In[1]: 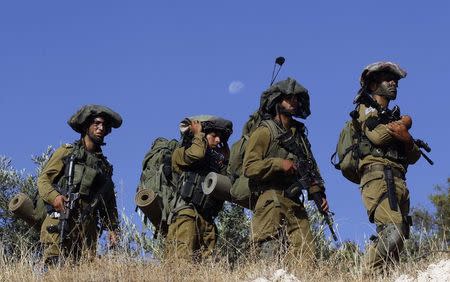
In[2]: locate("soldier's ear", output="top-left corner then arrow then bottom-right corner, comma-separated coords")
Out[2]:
82,124 -> 90,135
368,81 -> 378,92
104,120 -> 112,135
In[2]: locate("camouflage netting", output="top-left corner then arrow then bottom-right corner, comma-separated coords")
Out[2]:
360,61 -> 407,87
260,77 -> 310,119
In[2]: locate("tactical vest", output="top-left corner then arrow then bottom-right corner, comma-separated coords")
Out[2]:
177,148 -> 226,219
251,119 -> 308,192
357,107 -> 408,167
56,141 -> 114,205
359,135 -> 407,164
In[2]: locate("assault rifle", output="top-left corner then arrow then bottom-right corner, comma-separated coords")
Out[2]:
279,131 -> 338,242
205,147 -> 227,173
352,90 -> 434,165
54,154 -> 80,255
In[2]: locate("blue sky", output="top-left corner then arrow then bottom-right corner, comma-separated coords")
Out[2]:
1,1 -> 449,246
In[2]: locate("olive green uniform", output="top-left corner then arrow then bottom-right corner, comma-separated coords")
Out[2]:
243,120 -> 324,262
167,132 -> 224,261
38,142 -> 119,262
357,104 -> 421,271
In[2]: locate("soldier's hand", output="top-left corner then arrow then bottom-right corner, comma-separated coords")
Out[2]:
320,197 -> 329,213
387,121 -> 415,150
52,195 -> 68,212
311,192 -> 329,213
400,115 -> 412,129
387,121 -> 412,142
281,159 -> 297,174
189,120 -> 202,135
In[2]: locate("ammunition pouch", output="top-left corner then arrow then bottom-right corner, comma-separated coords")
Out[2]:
372,147 -> 406,163
359,136 -> 407,163
79,166 -> 98,197
62,157 -> 103,199
180,172 -> 207,209
179,171 -> 222,219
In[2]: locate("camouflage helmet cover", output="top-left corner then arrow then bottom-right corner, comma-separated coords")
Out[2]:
68,104 -> 123,133
360,61 -> 407,87
260,77 -> 310,119
179,115 -> 233,141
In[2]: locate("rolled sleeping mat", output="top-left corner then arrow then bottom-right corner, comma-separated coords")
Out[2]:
202,172 -> 232,201
8,193 -> 38,227
135,189 -> 162,227
202,172 -> 251,209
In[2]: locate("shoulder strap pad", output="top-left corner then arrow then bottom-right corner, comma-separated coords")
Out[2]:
63,143 -> 74,149
260,119 -> 283,141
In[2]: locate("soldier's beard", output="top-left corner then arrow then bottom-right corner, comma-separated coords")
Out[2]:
276,103 -> 296,117
88,132 -> 105,146
373,82 -> 397,100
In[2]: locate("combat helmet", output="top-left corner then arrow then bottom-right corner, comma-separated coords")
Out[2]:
360,61 -> 407,88
68,104 -> 122,133
259,77 -> 310,119
179,115 -> 233,142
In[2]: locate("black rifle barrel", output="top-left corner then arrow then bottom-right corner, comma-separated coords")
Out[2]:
59,155 -> 76,253
311,192 -> 338,242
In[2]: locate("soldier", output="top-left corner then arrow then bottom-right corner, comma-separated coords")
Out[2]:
38,104 -> 122,265
355,62 -> 421,273
243,78 -> 329,263
167,115 -> 232,262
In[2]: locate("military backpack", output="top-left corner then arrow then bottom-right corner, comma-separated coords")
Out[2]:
227,111 -> 281,208
331,117 -> 362,184
135,137 -> 179,236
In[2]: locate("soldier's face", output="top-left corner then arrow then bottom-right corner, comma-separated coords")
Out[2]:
370,72 -> 399,100
280,95 -> 298,114
206,132 -> 221,148
87,117 -> 110,144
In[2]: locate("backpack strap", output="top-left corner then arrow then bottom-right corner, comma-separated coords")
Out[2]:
260,119 -> 281,139
261,119 -> 298,160
260,119 -> 283,154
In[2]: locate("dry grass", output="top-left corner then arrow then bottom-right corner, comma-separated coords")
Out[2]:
0,243 -> 448,282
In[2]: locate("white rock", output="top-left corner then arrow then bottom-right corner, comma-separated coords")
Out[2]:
251,269 -> 300,282
252,278 -> 270,282
394,274 -> 413,282
417,259 -> 450,282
